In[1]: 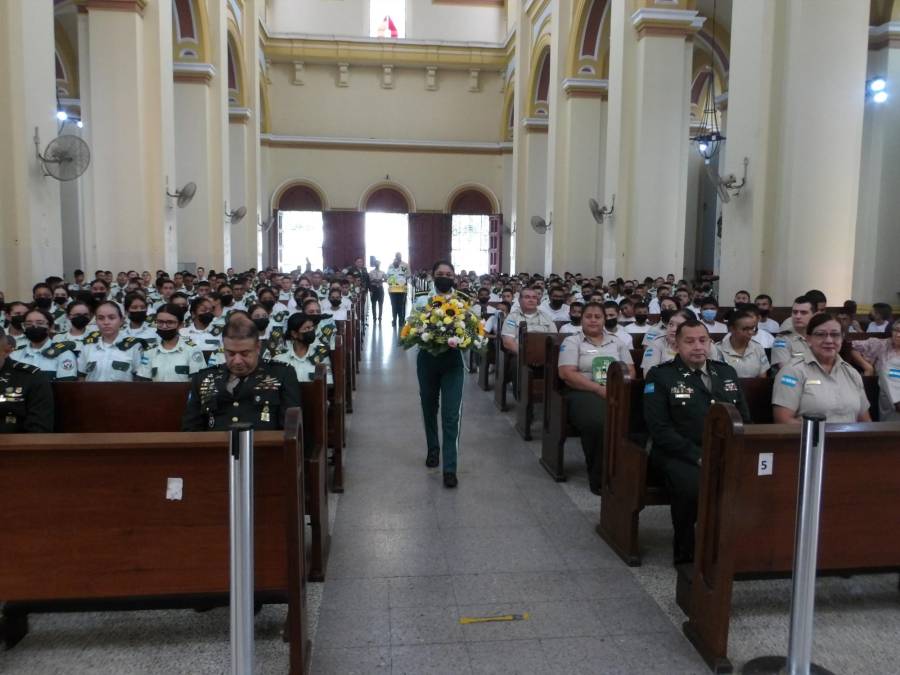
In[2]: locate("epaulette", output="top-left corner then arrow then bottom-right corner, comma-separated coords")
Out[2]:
183,337 -> 198,347
210,325 -> 223,336
270,327 -> 284,342
273,311 -> 288,323
83,330 -> 102,345
320,323 -> 335,338
117,336 -> 148,351
11,361 -> 41,374
310,343 -> 330,365
41,340 -> 77,358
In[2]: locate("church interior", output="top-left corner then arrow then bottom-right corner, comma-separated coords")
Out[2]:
1,0 -> 899,673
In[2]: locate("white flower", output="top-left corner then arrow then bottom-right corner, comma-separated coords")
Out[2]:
421,332 -> 432,342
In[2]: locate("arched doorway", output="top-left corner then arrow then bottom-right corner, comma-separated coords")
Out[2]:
363,186 -> 411,272
448,188 -> 498,276
275,183 -> 325,272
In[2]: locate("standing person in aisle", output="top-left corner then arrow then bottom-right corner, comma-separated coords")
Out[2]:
369,260 -> 386,323
413,261 -> 467,488
386,252 -> 410,328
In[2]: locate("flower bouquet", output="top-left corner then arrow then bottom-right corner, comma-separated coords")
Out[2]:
399,294 -> 488,356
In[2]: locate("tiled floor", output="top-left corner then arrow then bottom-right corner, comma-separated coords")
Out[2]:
309,322 -> 708,674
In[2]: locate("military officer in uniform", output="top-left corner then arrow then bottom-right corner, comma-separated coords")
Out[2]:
643,319 -> 751,564
500,286 -> 557,354
0,327 -> 54,433
182,314 -> 301,431
136,304 -> 207,382
771,296 -> 816,369
773,313 -> 871,424
11,308 -> 78,381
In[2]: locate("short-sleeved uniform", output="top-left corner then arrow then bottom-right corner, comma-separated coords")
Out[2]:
853,338 -> 900,421
558,331 -> 634,493
717,334 -> 770,378
500,309 -> 558,343
54,330 -> 91,357
77,335 -> 143,382
0,359 -> 54,432
772,355 -> 869,423
771,332 -> 811,369
181,323 -> 223,351
272,346 -> 333,384
136,338 -> 207,382
123,323 -> 159,348
10,340 -> 78,381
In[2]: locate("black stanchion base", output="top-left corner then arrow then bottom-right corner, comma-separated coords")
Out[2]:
742,656 -> 836,675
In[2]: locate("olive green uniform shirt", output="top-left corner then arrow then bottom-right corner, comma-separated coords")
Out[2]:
772,354 -> 869,423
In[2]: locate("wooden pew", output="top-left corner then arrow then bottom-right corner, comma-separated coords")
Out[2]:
0,410 -> 310,675
328,333 -> 347,493
52,380 -> 332,581
598,369 -> 777,567
515,325 -> 565,441
681,405 -> 900,673
477,334 -> 496,390
336,320 -> 354,414
493,312 -> 513,411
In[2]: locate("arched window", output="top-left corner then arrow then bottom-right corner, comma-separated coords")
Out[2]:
364,187 -> 410,273
449,189 -> 495,276
277,184 -> 325,272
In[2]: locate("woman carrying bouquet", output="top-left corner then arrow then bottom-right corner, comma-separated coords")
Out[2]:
404,260 -> 484,488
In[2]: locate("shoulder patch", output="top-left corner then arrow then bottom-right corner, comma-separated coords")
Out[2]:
41,341 -> 76,358
210,325 -> 223,336
117,336 -> 147,351
773,339 -> 787,348
644,348 -> 654,357
780,374 -> 798,388
643,382 -> 655,394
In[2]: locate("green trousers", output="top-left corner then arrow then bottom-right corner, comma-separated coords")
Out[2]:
416,348 -> 466,472
566,389 -> 608,492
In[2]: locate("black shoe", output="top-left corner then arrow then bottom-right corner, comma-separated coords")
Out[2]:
443,472 -> 458,488
589,484 -> 602,496
426,449 -> 440,468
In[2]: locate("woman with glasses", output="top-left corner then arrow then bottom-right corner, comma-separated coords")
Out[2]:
135,304 -> 207,382
717,309 -> 770,378
772,313 -> 871,423
853,321 -> 900,421
10,308 -> 78,381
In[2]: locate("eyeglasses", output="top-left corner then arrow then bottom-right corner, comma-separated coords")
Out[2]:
810,331 -> 842,340
156,320 -> 179,328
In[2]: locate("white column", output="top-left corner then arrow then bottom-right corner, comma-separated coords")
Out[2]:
853,23 -> 900,304
720,0 -> 870,304
79,0 -> 176,274
0,0 -> 63,297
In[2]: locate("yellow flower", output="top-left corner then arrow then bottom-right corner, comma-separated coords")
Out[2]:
443,316 -> 454,325
478,324 -> 485,336
455,326 -> 465,336
400,324 -> 411,338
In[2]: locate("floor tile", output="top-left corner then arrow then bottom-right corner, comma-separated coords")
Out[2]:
389,605 -> 464,646
390,643 -> 472,675
389,575 -> 457,608
311,646 -> 391,674
467,639 -> 551,674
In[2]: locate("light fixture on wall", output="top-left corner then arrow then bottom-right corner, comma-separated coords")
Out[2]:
867,77 -> 889,104
690,0 -> 725,163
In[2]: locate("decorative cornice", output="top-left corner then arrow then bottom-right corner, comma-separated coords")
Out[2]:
522,117 -> 549,132
261,133 -> 511,155
631,8 -> 704,39
562,78 -> 609,100
229,107 -> 252,122
869,21 -> 900,50
173,62 -> 216,83
78,0 -> 146,15
260,30 -> 508,71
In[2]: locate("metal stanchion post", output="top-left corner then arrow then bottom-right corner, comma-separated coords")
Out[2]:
743,414 -> 835,675
229,423 -> 255,675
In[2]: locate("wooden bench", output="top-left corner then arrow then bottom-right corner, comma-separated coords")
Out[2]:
328,333 -> 347,493
335,320 -> 354,414
493,312 -> 513,411
52,379 -> 331,581
598,367 -> 881,567
477,334 -> 496,390
0,410 -> 310,675
680,404 -> 900,673
514,324 -> 565,441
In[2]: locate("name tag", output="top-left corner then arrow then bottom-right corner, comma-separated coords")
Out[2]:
175,365 -> 189,375
807,379 -> 821,385
111,360 -> 130,372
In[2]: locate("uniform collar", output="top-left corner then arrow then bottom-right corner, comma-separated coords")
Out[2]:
673,354 -> 708,375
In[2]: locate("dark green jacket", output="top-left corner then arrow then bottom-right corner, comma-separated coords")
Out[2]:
182,361 -> 301,431
0,358 -> 54,433
643,355 -> 751,466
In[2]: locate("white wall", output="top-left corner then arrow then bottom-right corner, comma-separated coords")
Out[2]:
266,0 -> 505,43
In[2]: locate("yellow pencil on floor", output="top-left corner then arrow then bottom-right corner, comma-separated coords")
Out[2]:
459,613 -> 529,625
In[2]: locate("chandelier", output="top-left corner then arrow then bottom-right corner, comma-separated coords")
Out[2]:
691,0 -> 724,163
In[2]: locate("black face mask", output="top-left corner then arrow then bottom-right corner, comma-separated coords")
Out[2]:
757,308 -> 769,317
54,297 -> 68,306
433,277 -> 454,293
197,312 -> 215,326
260,299 -> 275,310
69,315 -> 91,330
549,300 -> 564,310
220,294 -> 233,307
298,331 -> 316,345
157,327 -> 179,342
92,292 -> 107,302
604,318 -> 619,331
635,315 -> 648,325
569,316 -> 582,326
9,316 -> 25,330
34,297 -> 52,310
330,299 -> 342,308
25,326 -> 49,343
129,311 -> 147,324
252,317 -> 270,332
478,297 -> 489,305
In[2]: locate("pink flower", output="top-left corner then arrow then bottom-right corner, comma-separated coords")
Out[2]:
447,337 -> 460,348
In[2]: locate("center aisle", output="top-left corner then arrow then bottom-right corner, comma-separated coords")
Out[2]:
311,319 -> 708,674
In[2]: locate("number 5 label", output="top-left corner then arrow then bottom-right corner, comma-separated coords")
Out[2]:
757,453 -> 773,476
